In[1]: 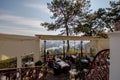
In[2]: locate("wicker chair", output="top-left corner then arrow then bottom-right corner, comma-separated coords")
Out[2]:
85,49 -> 110,80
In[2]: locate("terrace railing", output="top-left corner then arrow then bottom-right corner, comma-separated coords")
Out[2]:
0,66 -> 42,80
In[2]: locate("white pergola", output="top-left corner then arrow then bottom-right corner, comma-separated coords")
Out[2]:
36,35 -> 109,62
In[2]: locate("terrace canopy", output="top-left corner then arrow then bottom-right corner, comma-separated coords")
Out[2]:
36,35 -> 109,62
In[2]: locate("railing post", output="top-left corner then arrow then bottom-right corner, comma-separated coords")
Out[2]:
16,68 -> 21,80
44,40 -> 46,63
19,68 -> 22,80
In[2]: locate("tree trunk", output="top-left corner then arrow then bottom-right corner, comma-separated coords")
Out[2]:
67,40 -> 70,53
65,23 -> 70,54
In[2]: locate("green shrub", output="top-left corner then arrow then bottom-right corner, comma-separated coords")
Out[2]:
35,60 -> 43,66
0,57 -> 17,69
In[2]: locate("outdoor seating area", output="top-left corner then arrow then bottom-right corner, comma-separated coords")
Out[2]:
1,0 -> 120,79
0,49 -> 110,80
0,34 -> 110,80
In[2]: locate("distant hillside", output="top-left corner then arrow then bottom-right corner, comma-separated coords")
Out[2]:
40,40 -> 90,50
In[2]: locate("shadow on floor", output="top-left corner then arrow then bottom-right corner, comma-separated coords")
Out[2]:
46,68 -> 69,80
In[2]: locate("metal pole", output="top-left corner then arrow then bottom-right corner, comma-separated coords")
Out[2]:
44,40 -> 46,63
81,40 -> 83,57
74,40 -> 75,54
63,40 -> 65,57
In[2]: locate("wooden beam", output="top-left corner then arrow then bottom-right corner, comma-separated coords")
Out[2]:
36,35 -> 108,40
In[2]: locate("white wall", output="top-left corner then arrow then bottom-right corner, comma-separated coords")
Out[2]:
0,33 -> 40,67
85,39 -> 109,56
109,31 -> 120,80
97,39 -> 109,52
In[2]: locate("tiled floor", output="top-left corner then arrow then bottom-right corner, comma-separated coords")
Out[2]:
46,68 -> 69,80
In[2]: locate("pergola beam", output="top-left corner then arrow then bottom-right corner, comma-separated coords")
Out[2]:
36,35 -> 107,40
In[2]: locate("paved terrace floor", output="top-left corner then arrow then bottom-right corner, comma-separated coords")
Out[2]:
46,67 -> 70,80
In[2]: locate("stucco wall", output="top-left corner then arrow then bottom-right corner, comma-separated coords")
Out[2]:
97,39 -> 109,52
85,39 -> 109,55
109,31 -> 120,80
0,33 -> 40,67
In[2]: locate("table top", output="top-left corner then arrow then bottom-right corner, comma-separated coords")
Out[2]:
69,69 -> 79,75
57,60 -> 69,68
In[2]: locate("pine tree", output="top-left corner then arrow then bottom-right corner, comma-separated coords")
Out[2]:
41,0 -> 91,53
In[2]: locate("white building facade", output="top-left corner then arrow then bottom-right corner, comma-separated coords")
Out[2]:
0,33 -> 40,67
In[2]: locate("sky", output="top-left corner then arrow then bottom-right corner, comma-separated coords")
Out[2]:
0,0 -> 116,36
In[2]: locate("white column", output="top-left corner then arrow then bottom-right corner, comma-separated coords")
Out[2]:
17,56 -> 22,68
34,38 -> 40,64
109,31 -> 120,80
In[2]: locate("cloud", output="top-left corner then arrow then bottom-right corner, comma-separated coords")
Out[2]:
0,25 -> 59,36
0,14 -> 55,36
0,13 -> 59,36
24,3 -> 52,15
0,9 -> 13,14
0,14 -> 44,29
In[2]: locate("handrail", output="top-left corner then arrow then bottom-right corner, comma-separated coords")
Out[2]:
0,66 -> 42,80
